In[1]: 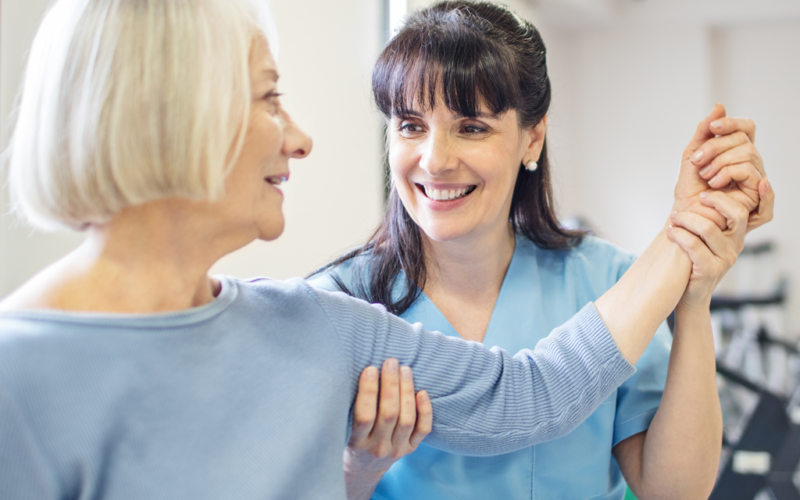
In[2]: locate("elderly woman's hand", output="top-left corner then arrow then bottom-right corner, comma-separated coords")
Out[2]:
674,103 -> 774,233
344,359 -> 432,500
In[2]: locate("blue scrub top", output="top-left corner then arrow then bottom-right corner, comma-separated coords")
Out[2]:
309,235 -> 671,500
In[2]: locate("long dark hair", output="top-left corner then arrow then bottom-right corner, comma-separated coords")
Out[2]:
311,1 -> 584,315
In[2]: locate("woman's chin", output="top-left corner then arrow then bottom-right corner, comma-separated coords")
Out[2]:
257,217 -> 285,242
419,224 -> 472,244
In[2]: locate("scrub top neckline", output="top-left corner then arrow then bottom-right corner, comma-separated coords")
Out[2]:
415,234 -> 524,345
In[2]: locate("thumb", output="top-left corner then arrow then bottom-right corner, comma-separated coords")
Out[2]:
684,103 -> 727,158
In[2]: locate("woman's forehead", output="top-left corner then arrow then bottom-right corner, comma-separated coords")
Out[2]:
250,36 -> 278,82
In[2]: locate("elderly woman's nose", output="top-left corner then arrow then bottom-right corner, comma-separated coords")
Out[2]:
283,114 -> 312,159
419,133 -> 455,175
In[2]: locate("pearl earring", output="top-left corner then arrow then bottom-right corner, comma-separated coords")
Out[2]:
525,160 -> 538,171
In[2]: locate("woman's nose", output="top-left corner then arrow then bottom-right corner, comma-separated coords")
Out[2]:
282,111 -> 312,159
419,132 -> 455,176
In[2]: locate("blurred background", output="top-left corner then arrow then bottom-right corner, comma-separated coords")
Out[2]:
2,1 -> 800,497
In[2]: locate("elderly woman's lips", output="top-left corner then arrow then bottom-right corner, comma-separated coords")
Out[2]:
265,175 -> 289,185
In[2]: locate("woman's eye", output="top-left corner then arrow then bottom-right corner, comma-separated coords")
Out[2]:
398,122 -> 422,135
263,92 -> 282,114
462,124 -> 487,134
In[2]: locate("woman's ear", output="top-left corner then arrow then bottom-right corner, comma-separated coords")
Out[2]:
523,116 -> 547,163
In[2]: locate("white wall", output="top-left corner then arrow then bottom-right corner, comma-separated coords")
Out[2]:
0,0 -> 88,297
0,0 -> 385,294
537,6 -> 800,333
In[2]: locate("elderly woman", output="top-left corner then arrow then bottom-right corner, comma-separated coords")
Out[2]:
0,0 -> 769,499
310,2 -> 774,500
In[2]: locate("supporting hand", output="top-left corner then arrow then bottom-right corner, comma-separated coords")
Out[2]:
344,360 -> 432,500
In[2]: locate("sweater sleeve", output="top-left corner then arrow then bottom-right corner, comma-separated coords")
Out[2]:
306,285 -> 635,457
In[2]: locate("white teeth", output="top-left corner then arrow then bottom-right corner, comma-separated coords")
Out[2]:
421,185 -> 473,201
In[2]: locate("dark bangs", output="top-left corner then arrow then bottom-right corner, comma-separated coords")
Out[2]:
373,10 -> 522,119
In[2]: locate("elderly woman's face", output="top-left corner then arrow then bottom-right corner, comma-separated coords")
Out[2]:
388,100 -> 540,244
218,36 -> 311,242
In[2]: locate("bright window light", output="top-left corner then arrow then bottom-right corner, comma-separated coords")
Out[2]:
389,0 -> 408,36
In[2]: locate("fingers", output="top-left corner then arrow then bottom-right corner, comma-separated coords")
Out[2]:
409,390 -> 432,448
370,358 -> 401,454
695,140 -> 763,199
709,116 -> 756,144
700,190 -> 749,243
350,366 -> 379,445
684,103 -> 727,158
666,224 -> 716,274
391,366 -> 418,450
747,178 -> 775,233
670,211 -> 733,264
690,131 -> 749,169
685,202 -> 729,231
349,361 -> 430,463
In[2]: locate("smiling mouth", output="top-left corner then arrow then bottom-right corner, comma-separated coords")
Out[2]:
265,175 -> 288,186
416,184 -> 477,201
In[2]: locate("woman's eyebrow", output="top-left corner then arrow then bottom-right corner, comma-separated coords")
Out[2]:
394,109 -> 423,118
256,68 -> 280,82
456,111 -> 499,119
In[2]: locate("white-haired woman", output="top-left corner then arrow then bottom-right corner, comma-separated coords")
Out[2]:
0,0 -> 769,499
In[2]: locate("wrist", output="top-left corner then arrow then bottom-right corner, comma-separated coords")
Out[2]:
675,298 -> 712,317
343,447 -> 392,477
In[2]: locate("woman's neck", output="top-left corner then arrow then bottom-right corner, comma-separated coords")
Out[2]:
422,222 -> 516,305
0,199 -> 254,314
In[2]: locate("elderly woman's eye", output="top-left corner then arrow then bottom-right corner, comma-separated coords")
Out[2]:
263,92 -> 282,113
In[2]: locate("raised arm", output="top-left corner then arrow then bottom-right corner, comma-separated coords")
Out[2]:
594,104 -> 772,363
613,107 -> 774,500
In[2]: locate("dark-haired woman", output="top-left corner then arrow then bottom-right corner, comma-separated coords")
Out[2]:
309,2 -> 772,499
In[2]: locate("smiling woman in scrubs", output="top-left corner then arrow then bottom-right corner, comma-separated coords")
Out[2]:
308,2 -> 773,499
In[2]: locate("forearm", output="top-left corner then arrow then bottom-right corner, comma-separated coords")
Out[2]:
594,225 -> 691,364
637,306 -> 722,499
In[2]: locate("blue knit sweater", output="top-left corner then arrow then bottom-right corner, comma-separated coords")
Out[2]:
0,276 -> 634,499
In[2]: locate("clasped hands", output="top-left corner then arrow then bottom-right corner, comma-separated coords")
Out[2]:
668,103 -> 773,307
343,104 -> 774,484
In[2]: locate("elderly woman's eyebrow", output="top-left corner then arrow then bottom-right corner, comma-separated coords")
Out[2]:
256,68 -> 280,82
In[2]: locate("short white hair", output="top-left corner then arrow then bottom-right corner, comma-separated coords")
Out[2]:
5,0 -> 277,230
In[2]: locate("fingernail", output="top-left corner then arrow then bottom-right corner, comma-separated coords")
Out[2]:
700,191 -> 708,199
691,150 -> 704,162
710,120 -> 723,129
699,166 -> 711,177
670,211 -> 678,221
709,175 -> 719,186
366,366 -> 378,379
401,366 -> 412,380
765,178 -> 772,191
386,358 -> 398,371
